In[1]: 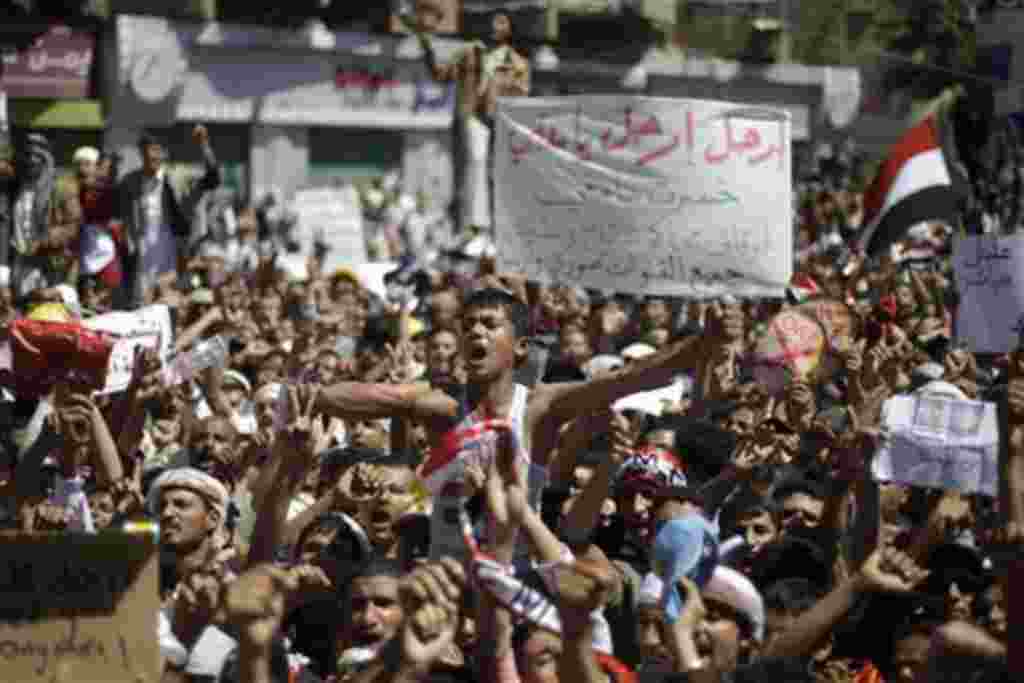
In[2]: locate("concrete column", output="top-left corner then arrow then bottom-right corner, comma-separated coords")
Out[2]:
250,124 -> 309,202
402,129 -> 453,212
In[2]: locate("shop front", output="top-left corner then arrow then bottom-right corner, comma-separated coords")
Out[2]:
105,15 -> 460,208
2,24 -> 104,172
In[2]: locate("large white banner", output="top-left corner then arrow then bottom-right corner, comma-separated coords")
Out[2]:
494,96 -> 793,298
953,234 -> 1024,353
872,394 -> 999,497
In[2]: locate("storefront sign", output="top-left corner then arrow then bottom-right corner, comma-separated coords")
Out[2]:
0,26 -> 95,99
334,67 -> 452,113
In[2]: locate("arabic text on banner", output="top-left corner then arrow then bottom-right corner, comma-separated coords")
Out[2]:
83,305 -> 173,359
291,186 -> 367,273
493,96 -> 793,298
98,334 -> 161,396
953,234 -> 1024,353
872,394 -> 999,497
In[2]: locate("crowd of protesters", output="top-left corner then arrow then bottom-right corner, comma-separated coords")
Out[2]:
0,122 -> 1019,683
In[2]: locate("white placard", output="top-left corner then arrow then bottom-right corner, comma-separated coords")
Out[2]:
97,334 -> 161,396
953,234 -> 1024,353
494,96 -> 792,298
872,394 -> 999,497
83,305 -> 173,358
292,186 -> 367,273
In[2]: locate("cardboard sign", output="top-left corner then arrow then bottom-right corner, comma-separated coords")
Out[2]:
953,234 -> 1024,353
494,95 -> 792,298
97,335 -> 161,396
0,531 -> 160,683
750,309 -> 826,394
872,394 -> 999,496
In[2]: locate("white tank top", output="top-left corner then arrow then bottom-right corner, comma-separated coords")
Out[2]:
427,384 -> 549,560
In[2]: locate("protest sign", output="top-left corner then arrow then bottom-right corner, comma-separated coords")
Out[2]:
494,96 -> 792,298
292,186 -> 367,273
797,298 -> 857,354
83,305 -> 172,359
0,531 -> 160,683
750,310 -> 826,394
97,335 -> 161,396
163,336 -> 229,387
872,394 -> 999,497
953,234 -> 1024,353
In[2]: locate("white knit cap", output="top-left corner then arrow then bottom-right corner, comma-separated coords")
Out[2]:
704,566 -> 765,642
72,146 -> 100,164
147,467 -> 230,527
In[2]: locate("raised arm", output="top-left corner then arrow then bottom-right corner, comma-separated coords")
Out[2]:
538,304 -> 742,426
314,380 -> 454,424
417,31 -> 458,84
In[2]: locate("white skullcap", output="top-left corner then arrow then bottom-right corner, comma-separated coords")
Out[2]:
279,256 -> 309,283
0,266 -> 10,288
704,566 -> 765,642
583,354 -> 624,380
147,467 -> 230,527
72,146 -> 100,164
915,380 -> 967,400
621,343 -> 657,361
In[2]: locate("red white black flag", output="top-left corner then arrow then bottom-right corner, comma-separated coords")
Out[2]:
859,114 -> 959,256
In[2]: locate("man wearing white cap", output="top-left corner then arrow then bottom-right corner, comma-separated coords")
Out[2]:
149,467 -> 238,677
148,467 -> 230,576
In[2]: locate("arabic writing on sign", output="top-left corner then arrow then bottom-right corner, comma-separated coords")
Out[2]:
509,106 -> 784,171
333,68 -> 451,112
958,238 -> 1014,295
27,50 -> 93,76
510,106 -> 679,166
952,235 -> 1024,353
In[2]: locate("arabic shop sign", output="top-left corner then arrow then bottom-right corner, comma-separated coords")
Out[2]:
334,67 -> 452,114
1,26 -> 95,99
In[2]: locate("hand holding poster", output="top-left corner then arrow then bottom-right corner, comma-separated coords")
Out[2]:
953,234 -> 1024,353
494,96 -> 792,298
750,310 -> 826,395
83,305 -> 173,358
872,394 -> 999,497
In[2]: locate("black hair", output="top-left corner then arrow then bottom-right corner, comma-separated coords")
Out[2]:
719,491 -> 780,539
773,476 -> 826,503
351,557 -> 406,583
321,446 -> 388,470
463,287 -> 530,339
137,132 -> 164,150
295,512 -> 355,555
762,578 -> 824,614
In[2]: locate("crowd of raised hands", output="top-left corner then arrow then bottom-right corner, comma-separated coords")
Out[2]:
0,172 -> 1021,683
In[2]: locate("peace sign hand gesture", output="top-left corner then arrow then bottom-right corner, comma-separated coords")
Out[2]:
281,385 -> 325,486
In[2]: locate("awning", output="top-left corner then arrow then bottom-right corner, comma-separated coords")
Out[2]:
10,99 -> 105,129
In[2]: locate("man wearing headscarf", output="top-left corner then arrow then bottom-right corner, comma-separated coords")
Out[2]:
6,133 -> 81,299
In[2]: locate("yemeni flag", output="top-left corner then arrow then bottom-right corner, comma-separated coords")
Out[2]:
858,114 -> 959,256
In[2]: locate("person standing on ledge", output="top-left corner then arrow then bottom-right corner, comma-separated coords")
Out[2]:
411,1 -> 530,235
